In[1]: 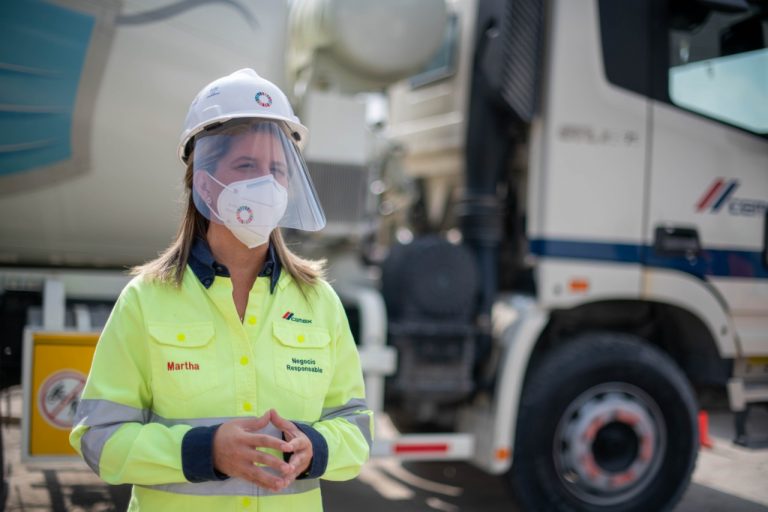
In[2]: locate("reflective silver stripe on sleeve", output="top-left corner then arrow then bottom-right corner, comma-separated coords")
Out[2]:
80,423 -> 123,475
75,399 -> 149,426
75,399 -> 150,476
144,476 -> 320,497
320,398 -> 368,420
321,398 -> 373,448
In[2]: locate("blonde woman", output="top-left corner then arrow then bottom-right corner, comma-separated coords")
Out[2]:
71,69 -> 372,511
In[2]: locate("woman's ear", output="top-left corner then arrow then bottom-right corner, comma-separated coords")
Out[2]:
193,171 -> 213,205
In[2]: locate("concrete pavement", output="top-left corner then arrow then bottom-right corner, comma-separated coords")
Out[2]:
2,385 -> 767,511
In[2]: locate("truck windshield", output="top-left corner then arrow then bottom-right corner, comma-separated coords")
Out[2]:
668,9 -> 767,135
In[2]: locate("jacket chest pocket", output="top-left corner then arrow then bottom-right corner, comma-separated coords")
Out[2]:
272,324 -> 332,399
148,322 -> 220,400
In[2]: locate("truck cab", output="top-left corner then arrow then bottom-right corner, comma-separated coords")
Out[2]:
374,0 -> 768,510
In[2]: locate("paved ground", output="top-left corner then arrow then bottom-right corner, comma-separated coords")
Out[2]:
324,411 -> 768,512
2,385 -> 767,511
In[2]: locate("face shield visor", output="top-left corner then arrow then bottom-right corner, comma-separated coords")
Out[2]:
191,120 -> 326,248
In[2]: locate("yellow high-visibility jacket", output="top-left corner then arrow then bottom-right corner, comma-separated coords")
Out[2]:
70,248 -> 372,511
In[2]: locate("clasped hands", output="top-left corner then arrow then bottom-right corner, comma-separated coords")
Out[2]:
212,408 -> 313,492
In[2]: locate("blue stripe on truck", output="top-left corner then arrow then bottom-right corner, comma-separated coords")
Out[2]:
530,239 -> 767,280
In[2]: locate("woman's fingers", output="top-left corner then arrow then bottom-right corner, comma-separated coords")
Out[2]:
267,409 -> 315,477
285,438 -> 311,472
240,462 -> 291,492
268,409 -> 298,434
276,424 -> 313,476
220,446 -> 292,489
213,411 -> 314,485
246,432 -> 291,452
285,436 -> 309,451
213,417 -> 296,486
236,414 -> 271,432
243,446 -> 292,476
286,451 -> 309,474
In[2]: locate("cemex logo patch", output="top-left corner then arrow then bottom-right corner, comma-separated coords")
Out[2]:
283,311 -> 312,324
696,179 -> 766,217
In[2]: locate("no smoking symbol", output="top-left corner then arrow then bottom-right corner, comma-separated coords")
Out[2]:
38,370 -> 86,429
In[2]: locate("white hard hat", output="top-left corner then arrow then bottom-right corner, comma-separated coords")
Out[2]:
178,68 -> 308,163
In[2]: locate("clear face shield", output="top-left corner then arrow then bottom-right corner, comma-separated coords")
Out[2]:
191,120 -> 326,248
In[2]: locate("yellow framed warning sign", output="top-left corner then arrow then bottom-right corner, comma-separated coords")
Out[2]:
21,329 -> 99,462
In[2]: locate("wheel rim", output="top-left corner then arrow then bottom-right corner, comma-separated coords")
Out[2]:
553,382 -> 667,506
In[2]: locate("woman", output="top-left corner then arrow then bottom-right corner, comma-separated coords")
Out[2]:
70,68 -> 373,511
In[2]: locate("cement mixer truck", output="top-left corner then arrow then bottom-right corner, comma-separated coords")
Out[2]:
1,0 -> 767,511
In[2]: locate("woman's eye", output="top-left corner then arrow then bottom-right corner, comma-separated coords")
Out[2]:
236,162 -> 255,170
271,167 -> 287,177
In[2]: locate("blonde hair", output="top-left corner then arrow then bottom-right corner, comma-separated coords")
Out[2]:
132,152 -> 325,287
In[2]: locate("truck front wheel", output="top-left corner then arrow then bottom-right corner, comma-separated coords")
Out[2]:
509,333 -> 698,512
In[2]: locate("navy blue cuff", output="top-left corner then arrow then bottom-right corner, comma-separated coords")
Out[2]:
288,422 -> 328,479
182,425 -> 230,482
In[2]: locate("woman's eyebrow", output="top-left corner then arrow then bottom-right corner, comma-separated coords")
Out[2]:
232,156 -> 258,164
230,155 -> 259,165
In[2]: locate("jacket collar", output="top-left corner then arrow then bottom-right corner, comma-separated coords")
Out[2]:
188,237 -> 281,293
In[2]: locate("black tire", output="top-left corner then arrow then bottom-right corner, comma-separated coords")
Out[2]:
509,332 -> 698,512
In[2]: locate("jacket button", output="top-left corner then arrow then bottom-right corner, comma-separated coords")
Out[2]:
297,335 -> 305,343
240,356 -> 249,366
243,402 -> 252,412
247,315 -> 257,325
177,333 -> 185,342
242,497 -> 251,507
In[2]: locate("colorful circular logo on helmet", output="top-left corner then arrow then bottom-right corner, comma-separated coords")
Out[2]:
255,91 -> 273,107
236,205 -> 254,224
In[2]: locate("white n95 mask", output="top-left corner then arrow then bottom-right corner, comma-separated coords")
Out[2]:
190,119 -> 326,243
210,174 -> 288,248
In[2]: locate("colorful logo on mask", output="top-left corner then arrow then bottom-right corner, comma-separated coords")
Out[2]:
255,91 -> 273,107
236,205 -> 254,224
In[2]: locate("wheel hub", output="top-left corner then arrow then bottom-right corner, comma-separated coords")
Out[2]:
555,383 -> 666,506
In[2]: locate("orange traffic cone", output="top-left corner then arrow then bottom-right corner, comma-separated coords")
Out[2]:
699,410 -> 713,449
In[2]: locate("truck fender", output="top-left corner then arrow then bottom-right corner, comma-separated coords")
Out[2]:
460,295 -> 548,474
641,268 -> 739,358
